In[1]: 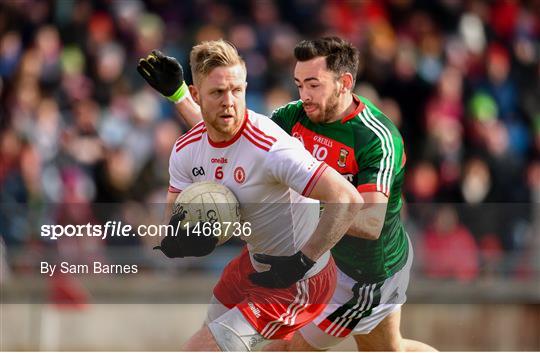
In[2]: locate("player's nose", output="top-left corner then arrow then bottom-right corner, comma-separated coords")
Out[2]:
222,90 -> 235,107
299,90 -> 311,103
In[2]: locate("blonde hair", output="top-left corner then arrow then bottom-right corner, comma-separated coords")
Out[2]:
189,39 -> 246,84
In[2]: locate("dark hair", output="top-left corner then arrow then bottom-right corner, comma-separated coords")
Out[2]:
294,37 -> 359,82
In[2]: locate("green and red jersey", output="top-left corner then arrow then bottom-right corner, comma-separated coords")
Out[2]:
271,95 -> 408,283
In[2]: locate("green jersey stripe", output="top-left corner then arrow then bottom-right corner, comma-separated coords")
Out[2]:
358,111 -> 388,194
365,106 -> 396,195
359,106 -> 391,196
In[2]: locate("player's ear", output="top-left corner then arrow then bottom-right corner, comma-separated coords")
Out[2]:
341,73 -> 354,93
189,85 -> 200,105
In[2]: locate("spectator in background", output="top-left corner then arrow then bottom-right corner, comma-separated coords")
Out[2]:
421,206 -> 479,282
424,66 -> 465,200
479,43 -> 530,156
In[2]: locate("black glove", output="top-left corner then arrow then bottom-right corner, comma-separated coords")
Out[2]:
137,50 -> 185,99
248,251 -> 316,288
153,212 -> 218,258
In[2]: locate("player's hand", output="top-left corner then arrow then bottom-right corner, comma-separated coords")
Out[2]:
153,213 -> 218,258
137,50 -> 186,101
248,251 -> 315,288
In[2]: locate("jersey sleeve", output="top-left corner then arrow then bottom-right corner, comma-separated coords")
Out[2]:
168,147 -> 193,193
355,129 -> 404,197
270,101 -> 303,134
265,136 -> 328,197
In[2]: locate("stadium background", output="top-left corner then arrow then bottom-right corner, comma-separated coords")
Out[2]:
0,0 -> 539,350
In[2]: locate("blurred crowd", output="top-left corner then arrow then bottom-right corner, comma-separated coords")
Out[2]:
1,0 -> 539,282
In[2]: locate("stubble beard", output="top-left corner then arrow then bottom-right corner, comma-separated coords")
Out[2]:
310,89 -> 340,124
205,107 -> 244,139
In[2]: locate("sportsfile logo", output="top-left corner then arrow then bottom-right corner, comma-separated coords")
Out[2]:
248,302 -> 261,318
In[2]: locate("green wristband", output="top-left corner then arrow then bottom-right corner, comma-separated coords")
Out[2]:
166,82 -> 188,103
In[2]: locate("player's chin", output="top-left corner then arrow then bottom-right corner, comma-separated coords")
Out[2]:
305,111 -> 322,122
216,123 -> 237,135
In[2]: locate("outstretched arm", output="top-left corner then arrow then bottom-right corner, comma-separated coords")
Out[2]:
137,50 -> 203,128
174,95 -> 202,128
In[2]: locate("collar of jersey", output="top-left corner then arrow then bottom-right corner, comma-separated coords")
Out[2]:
207,110 -> 249,148
341,95 -> 365,124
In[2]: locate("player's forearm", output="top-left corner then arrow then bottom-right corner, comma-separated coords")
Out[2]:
346,192 -> 388,240
301,167 -> 364,261
301,201 -> 363,261
346,204 -> 385,240
174,96 -> 203,128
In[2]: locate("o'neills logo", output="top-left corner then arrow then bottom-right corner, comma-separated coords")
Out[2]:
248,302 -> 261,318
211,157 -> 228,164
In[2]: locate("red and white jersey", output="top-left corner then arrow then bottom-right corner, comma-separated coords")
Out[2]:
169,110 -> 330,276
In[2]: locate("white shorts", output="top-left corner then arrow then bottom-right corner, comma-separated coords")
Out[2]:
299,235 -> 413,350
206,300 -> 269,351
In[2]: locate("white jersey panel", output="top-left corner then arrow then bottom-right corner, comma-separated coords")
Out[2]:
168,111 -> 329,276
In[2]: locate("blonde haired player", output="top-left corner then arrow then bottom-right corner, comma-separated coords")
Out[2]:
139,37 -> 436,352
140,40 -> 363,351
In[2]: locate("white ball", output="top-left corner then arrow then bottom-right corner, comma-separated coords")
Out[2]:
173,181 -> 241,245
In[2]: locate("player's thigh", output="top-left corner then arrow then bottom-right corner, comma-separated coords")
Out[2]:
289,330 -> 326,351
263,329 -> 326,352
297,321 -> 347,351
205,295 -> 230,324
353,309 -> 403,352
182,324 -> 220,351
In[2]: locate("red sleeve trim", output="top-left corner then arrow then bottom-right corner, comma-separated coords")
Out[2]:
302,163 -> 328,197
242,131 -> 271,151
356,183 -> 389,197
245,123 -> 275,148
168,185 -> 182,193
176,135 -> 203,152
175,123 -> 205,145
247,120 -> 277,142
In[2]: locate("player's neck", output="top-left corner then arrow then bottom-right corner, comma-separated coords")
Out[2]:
331,93 -> 355,123
207,126 -> 239,143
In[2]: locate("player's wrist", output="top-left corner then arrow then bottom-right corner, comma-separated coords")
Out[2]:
296,251 -> 316,270
298,246 -> 319,263
166,81 -> 190,104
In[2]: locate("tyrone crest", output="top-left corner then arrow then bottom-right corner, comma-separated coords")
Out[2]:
234,166 -> 246,184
